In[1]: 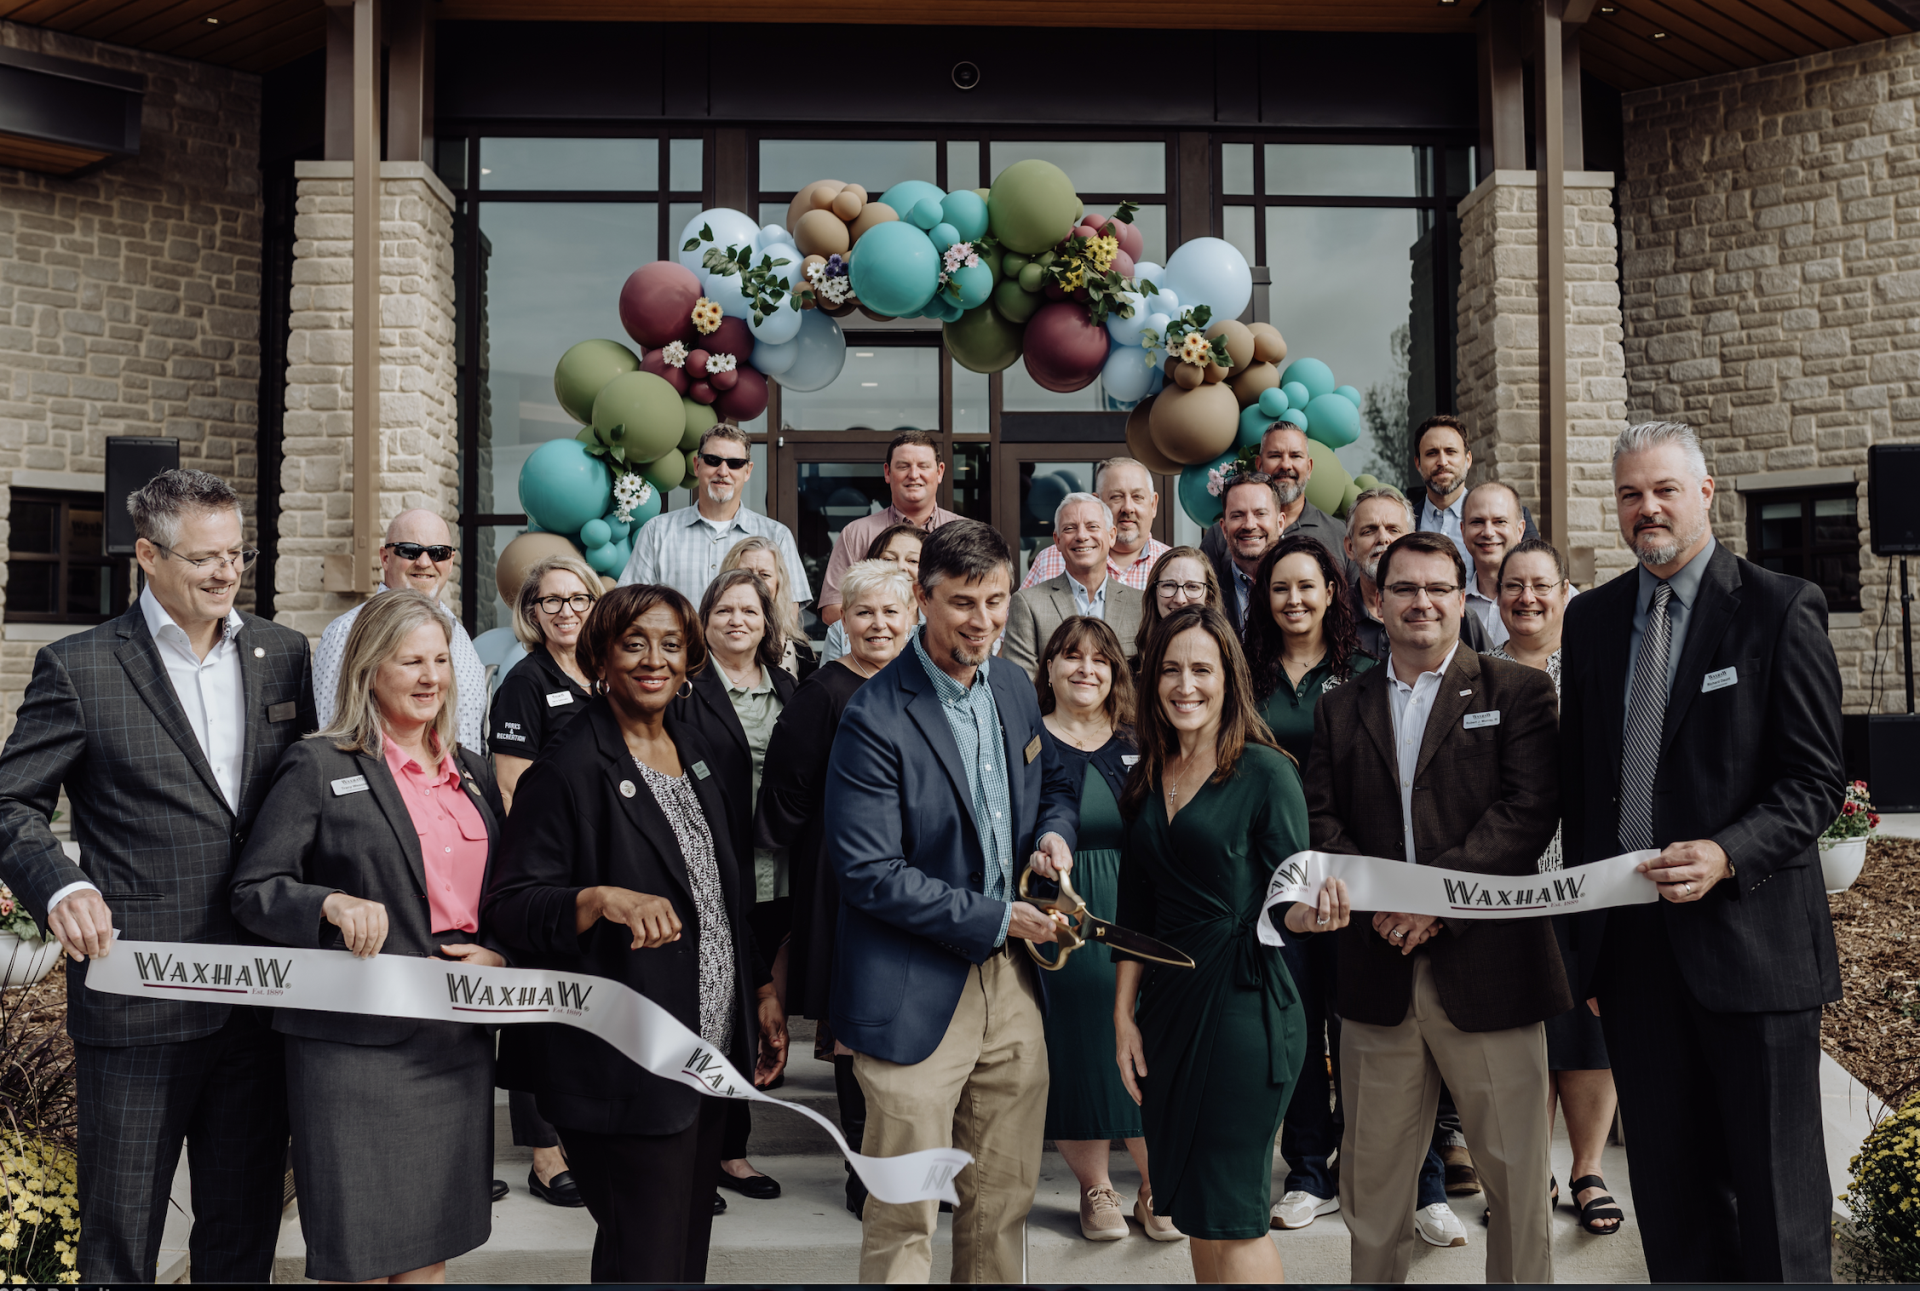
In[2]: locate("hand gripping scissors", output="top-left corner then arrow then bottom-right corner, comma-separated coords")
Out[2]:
1017,868 -> 1197,972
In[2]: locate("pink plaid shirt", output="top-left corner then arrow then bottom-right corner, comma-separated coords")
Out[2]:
1020,537 -> 1170,592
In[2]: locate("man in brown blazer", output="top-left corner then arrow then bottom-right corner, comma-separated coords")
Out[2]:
1304,530 -> 1568,1284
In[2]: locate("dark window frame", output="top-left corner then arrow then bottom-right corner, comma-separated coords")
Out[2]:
3,489 -> 129,625
1744,484 -> 1862,613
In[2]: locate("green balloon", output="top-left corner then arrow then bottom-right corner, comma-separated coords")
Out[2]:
679,395 -> 709,452
1017,262 -> 1045,293
591,370 -> 683,467
554,339 -> 640,426
1304,440 -> 1356,516
1001,251 -> 1031,279
987,159 -> 1081,255
992,279 -> 1042,325
945,303 -> 1025,374
642,443 -> 687,492
982,244 -> 1005,279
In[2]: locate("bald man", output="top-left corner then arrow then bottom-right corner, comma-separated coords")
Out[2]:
312,509 -> 488,749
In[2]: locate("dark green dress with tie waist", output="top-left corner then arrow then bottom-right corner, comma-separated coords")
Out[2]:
1115,742 -> 1310,1241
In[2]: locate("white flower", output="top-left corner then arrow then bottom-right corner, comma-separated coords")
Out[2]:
1206,466 -> 1231,498
707,352 -> 737,374
661,340 -> 688,368
611,474 -> 654,523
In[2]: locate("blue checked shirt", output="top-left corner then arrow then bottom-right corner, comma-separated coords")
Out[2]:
615,504 -> 812,610
913,629 -> 1016,948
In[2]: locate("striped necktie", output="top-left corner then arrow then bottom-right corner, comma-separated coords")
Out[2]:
1619,580 -> 1674,852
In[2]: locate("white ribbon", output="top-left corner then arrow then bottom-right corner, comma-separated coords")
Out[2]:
85,939 -> 969,1205
1258,849 -> 1663,947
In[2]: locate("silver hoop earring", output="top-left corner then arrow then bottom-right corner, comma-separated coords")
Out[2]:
675,679 -> 693,699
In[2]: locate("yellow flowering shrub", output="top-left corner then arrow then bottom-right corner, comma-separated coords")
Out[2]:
1841,1086 -> 1920,1282
0,1129 -> 78,1283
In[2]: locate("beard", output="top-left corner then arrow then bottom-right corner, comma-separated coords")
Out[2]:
1361,554 -> 1384,583
1632,513 -> 1707,567
704,481 -> 737,506
948,639 -> 992,668
1272,477 -> 1304,507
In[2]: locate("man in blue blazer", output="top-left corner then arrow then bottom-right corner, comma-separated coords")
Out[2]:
826,520 -> 1078,1284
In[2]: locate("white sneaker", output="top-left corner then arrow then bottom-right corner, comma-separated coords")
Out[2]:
1415,1202 -> 1469,1248
1270,1190 -> 1340,1230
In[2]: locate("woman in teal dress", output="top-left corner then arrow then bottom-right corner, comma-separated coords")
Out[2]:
1031,617 -> 1182,1245
1108,604 -> 1351,1283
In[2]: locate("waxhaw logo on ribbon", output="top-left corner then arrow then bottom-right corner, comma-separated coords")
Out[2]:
131,949 -> 292,994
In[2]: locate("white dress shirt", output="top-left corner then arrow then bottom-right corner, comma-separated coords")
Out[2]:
313,585 -> 488,752
1385,642 -> 1461,865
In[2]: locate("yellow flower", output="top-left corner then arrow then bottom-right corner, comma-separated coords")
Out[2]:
690,298 -> 723,335
1178,332 -> 1214,365
1089,235 -> 1118,273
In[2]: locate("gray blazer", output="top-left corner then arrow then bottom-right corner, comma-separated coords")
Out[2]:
230,737 -> 505,1046
0,603 -> 314,1048
1000,573 -> 1145,683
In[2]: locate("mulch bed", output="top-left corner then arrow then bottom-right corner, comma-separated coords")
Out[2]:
1824,837 -> 1920,1104
0,966 -> 76,1148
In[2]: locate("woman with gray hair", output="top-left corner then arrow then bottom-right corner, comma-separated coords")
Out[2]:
230,589 -> 507,1283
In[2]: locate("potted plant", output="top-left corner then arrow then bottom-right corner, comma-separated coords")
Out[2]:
1838,1083 -> 1920,1283
0,888 -> 59,991
1820,780 -> 1879,894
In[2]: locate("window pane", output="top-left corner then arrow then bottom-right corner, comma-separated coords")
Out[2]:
1813,496 -> 1856,518
990,141 -> 1165,194
1264,144 -> 1419,197
436,137 -> 468,190
669,203 -> 702,258
1004,360 -> 1103,412
9,499 -> 55,553
948,139 -> 981,192
953,441 -> 990,522
66,506 -> 103,558
66,564 -> 109,617
1128,205 -> 1167,265
781,347 -> 939,431
480,138 -> 659,191
479,203 -> 659,513
669,138 -> 703,192
953,361 -> 989,435
794,460 -> 890,624
1263,207 -> 1420,476
1758,502 -> 1803,553
758,140 -> 937,196
5,561 -> 54,614
1223,206 -> 1256,273
1016,461 -> 1098,581
1222,143 -> 1254,195
758,202 -> 788,231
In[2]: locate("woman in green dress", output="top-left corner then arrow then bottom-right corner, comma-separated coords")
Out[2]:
1032,616 -> 1182,1245
1108,605 -> 1351,1283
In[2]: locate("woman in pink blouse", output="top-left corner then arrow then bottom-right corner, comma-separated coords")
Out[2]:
232,589 -> 507,1283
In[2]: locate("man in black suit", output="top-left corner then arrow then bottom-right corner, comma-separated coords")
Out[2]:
0,469 -> 315,1281
1560,421 -> 1845,1283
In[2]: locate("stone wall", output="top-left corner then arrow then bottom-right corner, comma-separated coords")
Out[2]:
1618,32 -> 1920,713
0,22 -> 262,741
1455,170 -> 1630,578
274,161 -> 459,641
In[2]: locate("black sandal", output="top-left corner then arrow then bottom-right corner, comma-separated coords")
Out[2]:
1567,1173 -> 1623,1235
1480,1175 -> 1555,1225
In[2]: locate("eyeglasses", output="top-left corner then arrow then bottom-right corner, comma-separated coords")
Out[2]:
699,453 -> 750,470
1499,580 -> 1565,598
1384,582 -> 1460,602
1155,581 -> 1209,599
384,542 -> 456,562
535,593 -> 596,614
154,543 -> 257,572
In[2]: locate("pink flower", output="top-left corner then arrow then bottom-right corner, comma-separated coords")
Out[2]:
0,900 -> 12,915
1843,800 -> 1858,815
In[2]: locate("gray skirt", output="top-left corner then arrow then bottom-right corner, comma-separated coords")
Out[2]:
287,1020 -> 494,1281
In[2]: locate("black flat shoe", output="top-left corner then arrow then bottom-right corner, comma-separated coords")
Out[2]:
529,1166 -> 585,1208
1568,1173 -> 1624,1235
718,1171 -> 782,1200
713,1192 -> 727,1214
490,1178 -> 509,1203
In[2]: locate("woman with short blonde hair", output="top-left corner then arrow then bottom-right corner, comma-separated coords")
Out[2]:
720,535 -> 817,680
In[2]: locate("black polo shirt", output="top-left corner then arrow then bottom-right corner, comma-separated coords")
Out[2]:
487,644 -> 591,760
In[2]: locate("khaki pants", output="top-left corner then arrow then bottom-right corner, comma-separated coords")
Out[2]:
1338,956 -> 1554,1284
853,947 -> 1048,1284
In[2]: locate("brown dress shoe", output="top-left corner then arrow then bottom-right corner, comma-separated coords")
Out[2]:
1442,1144 -> 1482,1196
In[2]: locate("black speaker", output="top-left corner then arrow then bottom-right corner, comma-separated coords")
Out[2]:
1869,442 -> 1920,555
1868,715 -> 1920,812
103,437 -> 180,556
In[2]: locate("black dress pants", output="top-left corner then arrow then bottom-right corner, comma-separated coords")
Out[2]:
1597,906 -> 1831,1283
75,1006 -> 289,1283
560,1099 -> 728,1282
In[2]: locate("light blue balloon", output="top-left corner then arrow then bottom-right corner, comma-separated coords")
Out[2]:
753,334 -> 800,377
1106,294 -> 1148,346
1131,261 -> 1165,294
929,222 -> 960,252
1258,386 -> 1290,418
760,223 -> 788,246
1163,236 -> 1253,321
941,190 -> 989,243
1280,381 -> 1311,409
1334,384 -> 1362,408
778,308 -> 847,393
748,297 -> 803,345
604,515 -> 632,542
1178,448 -> 1239,528
1101,345 -> 1156,404
1144,285 -> 1180,319
848,221 -> 940,318
879,180 -> 946,221
518,440 -> 613,535
677,207 -> 759,272
910,197 -> 945,231
1281,357 -> 1337,400
1303,392 -> 1362,448
1237,402 -> 1275,448
699,266 -> 753,321
579,518 -> 612,549
1142,312 -> 1171,359
949,260 -> 995,311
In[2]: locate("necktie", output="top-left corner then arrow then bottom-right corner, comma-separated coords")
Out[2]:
1619,581 -> 1674,852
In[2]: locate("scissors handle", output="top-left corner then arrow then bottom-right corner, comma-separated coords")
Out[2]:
1017,867 -> 1086,972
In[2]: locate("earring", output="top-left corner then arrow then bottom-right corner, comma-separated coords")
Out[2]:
675,679 -> 693,699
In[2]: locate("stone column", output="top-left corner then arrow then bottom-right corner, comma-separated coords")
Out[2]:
1455,169 -> 1630,582
276,160 -> 458,641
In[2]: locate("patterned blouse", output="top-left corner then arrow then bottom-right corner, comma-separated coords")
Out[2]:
636,760 -> 736,1050
1489,645 -> 1563,872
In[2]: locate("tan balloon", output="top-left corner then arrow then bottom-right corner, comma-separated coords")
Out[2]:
831,188 -> 865,221
600,575 -> 618,593
847,201 -> 898,245
1149,381 -> 1240,466
844,183 -> 868,203
1203,362 -> 1228,385
786,180 -> 846,232
1248,322 -> 1288,365
1126,397 -> 1183,475
1230,360 -> 1280,409
1207,319 -> 1255,376
794,208 -> 852,259
495,532 -> 584,607
1172,362 -> 1204,390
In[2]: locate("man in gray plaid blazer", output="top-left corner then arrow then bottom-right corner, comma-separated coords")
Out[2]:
0,470 -> 314,1282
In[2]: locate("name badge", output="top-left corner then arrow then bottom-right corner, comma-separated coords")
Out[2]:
1463,710 -> 1502,730
330,776 -> 369,797
1122,754 -> 1141,767
267,701 -> 297,723
1702,666 -> 1738,693
1024,735 -> 1042,765
691,760 -> 711,781
545,690 -> 574,708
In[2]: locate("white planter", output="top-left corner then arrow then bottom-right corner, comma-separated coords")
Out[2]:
0,931 -> 60,989
1821,836 -> 1870,894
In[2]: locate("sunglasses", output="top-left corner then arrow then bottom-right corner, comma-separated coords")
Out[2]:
384,542 -> 456,562
699,453 -> 750,471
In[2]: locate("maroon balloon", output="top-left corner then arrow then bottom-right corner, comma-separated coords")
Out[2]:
688,379 -> 717,405
715,365 -> 768,421
708,366 -> 739,392
1022,300 -> 1109,394
1111,219 -> 1144,262
619,261 -> 703,350
1042,280 -> 1067,301
1073,223 -> 1103,242
704,315 -> 755,361
639,349 -> 689,395
687,348 -> 711,379
1112,248 -> 1136,280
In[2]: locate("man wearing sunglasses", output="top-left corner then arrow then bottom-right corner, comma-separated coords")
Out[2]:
312,509 -> 487,750
616,424 -> 810,612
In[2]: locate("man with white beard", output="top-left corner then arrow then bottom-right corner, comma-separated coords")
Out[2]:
1201,423 -> 1355,582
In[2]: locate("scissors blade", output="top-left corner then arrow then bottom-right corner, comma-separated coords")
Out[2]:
1082,918 -> 1197,969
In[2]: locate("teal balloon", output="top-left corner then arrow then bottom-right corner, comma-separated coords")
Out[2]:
1281,357 -> 1337,400
880,181 -> 946,220
949,260 -> 995,311
849,221 -> 940,317
910,197 -> 945,231
930,222 -> 960,251
519,440 -> 613,535
1282,403 -> 1309,433
584,541 -> 622,576
605,516 -> 632,542
1303,392 -> 1362,448
1237,402 -> 1275,448
941,189 -> 989,243
1280,381 -> 1311,409
1334,384 -> 1362,408
1258,386 -> 1290,418
579,518 -> 612,549
625,481 -> 662,528
1178,448 -> 1239,527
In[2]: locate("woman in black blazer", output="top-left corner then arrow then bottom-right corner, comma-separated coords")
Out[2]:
484,583 -> 787,1284
231,589 -> 506,1284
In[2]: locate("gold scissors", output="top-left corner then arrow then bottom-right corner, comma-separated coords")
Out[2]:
1017,868 -> 1197,972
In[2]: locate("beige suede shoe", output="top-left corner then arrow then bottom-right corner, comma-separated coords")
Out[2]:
1134,1187 -> 1185,1242
1080,1184 -> 1128,1240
